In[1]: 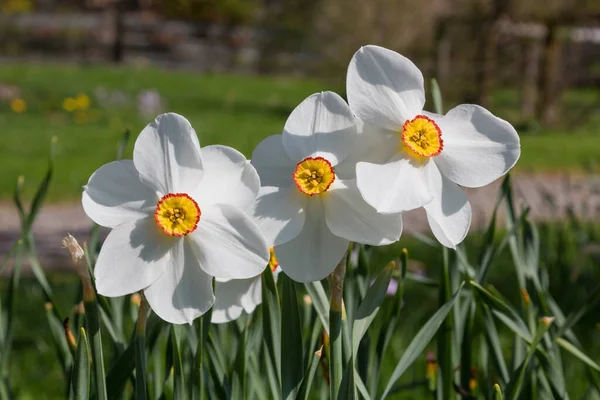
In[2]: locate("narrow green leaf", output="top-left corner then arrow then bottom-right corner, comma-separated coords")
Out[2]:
304,281 -> 330,332
261,266 -> 282,390
437,247 -> 453,400
26,136 -> 56,230
460,302 -> 475,393
297,347 -> 323,400
482,308 -> 510,384
192,310 -> 211,400
232,317 -> 249,399
337,361 -> 357,400
556,337 -> 600,372
135,298 -> 150,400
83,293 -> 107,400
352,261 -> 394,357
72,328 -> 91,400
105,314 -> 163,396
380,283 -> 464,399
506,318 -> 554,400
0,241 -> 24,377
431,79 -> 444,114
470,281 -> 532,342
281,275 -> 304,400
45,303 -> 72,376
171,326 -> 186,400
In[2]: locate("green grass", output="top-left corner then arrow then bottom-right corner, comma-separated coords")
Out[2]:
0,63 -> 332,202
0,63 -> 599,202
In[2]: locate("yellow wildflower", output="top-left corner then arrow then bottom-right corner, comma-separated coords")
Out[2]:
10,98 -> 26,113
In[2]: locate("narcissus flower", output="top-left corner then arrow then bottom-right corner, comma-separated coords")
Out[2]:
211,247 -> 280,324
251,91 -> 403,282
347,45 -> 520,248
82,113 -> 269,324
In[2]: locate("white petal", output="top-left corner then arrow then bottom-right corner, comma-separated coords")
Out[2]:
193,145 -> 260,210
94,217 -> 172,297
324,179 -> 403,245
251,134 -> 295,188
144,240 -> 214,325
334,121 -> 399,180
423,163 -> 472,248
252,186 -> 305,246
282,91 -> 358,166
433,105 -> 521,188
275,200 -> 349,282
240,277 -> 262,313
347,45 -> 425,131
211,277 -> 261,324
82,160 -> 157,228
188,204 -> 269,280
356,155 -> 433,213
133,113 -> 203,194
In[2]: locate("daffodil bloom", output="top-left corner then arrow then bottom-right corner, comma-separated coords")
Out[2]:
82,113 -> 269,324
251,91 -> 403,282
211,248 -> 280,324
347,45 -> 520,248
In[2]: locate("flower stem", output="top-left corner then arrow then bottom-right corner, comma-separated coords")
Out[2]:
437,247 -> 453,399
329,251 -> 347,399
135,294 -> 150,400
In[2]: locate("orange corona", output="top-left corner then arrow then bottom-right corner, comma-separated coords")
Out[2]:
154,193 -> 201,236
293,156 -> 335,196
401,115 -> 443,159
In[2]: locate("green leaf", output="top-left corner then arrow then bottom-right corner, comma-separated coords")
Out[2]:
352,261 -> 394,358
134,301 -> 150,400
506,318 -> 554,400
297,347 -> 323,400
556,337 -> 600,372
171,326 -> 186,400
337,361 -> 357,400
44,303 -> 72,376
26,136 -> 56,231
192,310 -> 211,400
304,281 -> 330,332
261,266 -> 282,390
380,282 -> 464,399
72,328 -> 91,400
482,308 -> 510,384
281,275 -> 304,400
105,314 -> 163,397
83,293 -> 107,400
430,79 -> 444,114
470,281 -> 532,342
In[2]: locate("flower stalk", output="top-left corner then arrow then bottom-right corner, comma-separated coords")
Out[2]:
62,234 -> 107,400
135,293 -> 150,400
329,250 -> 347,399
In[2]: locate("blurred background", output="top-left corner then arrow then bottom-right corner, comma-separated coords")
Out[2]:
0,0 -> 599,398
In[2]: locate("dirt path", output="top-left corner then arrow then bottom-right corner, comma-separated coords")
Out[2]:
1,173 -> 599,275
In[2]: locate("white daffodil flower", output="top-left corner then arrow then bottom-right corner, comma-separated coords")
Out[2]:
211,247 -> 280,324
346,45 -> 521,248
82,113 -> 269,324
251,91 -> 403,282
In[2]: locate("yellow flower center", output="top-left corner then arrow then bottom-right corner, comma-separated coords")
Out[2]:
154,193 -> 200,237
268,247 -> 279,272
401,115 -> 443,159
293,156 -> 335,196
10,98 -> 26,113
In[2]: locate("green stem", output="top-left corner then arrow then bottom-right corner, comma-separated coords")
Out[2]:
329,252 -> 347,400
437,247 -> 453,399
134,295 -> 149,400
192,316 -> 205,400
